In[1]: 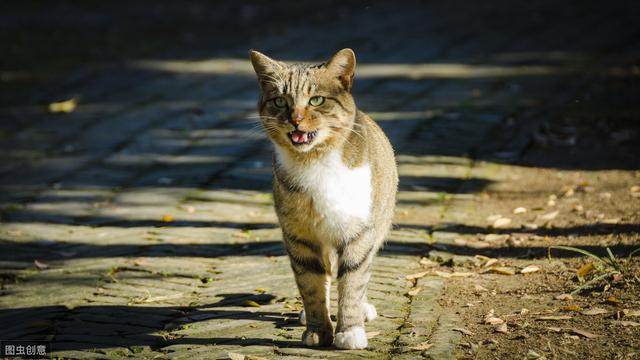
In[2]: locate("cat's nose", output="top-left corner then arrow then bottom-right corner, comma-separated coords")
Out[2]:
289,111 -> 304,127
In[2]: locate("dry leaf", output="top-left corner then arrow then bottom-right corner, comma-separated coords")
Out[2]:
474,284 -> 489,293
562,305 -> 583,312
484,309 -> 504,325
161,215 -> 174,222
367,331 -> 381,339
513,207 -> 527,214
614,320 -> 640,327
520,308 -> 530,315
537,315 -> 573,321
254,287 -> 269,294
520,265 -> 540,274
487,267 -> 515,275
34,260 -> 49,270
630,185 -> 640,193
582,308 -> 608,316
606,296 -> 623,305
540,210 -> 559,220
546,326 -> 562,332
453,272 -> 474,277
555,294 -> 574,301
409,341 -> 433,351
242,300 -> 261,307
576,262 -> 594,278
452,327 -> 474,335
492,217 -> 512,228
622,309 -> 640,317
48,98 -> 77,113
484,258 -> 499,267
570,328 -> 599,339
406,271 -> 429,280
494,323 -> 508,334
407,287 -> 422,296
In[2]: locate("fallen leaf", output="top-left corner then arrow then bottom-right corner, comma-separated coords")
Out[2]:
242,300 -> 261,307
487,267 -> 515,275
484,258 -> 499,267
613,320 -> 640,327
161,215 -> 174,222
484,309 -> 504,325
606,296 -> 623,305
474,284 -> 489,293
570,328 -> 599,339
623,309 -> 640,317
407,287 -> 422,296
452,327 -> 474,335
582,308 -> 608,316
434,271 -> 452,278
254,287 -> 269,294
366,331 -> 381,339
546,326 -> 563,333
630,185 -> 640,193
555,294 -> 574,301
540,210 -> 559,221
450,272 -> 475,277
406,271 -> 429,280
513,207 -> 527,214
526,350 -> 545,359
562,305 -> 583,312
494,323 -> 508,333
520,308 -> 530,315
520,265 -> 541,274
48,98 -> 77,113
34,260 -> 49,270
536,315 -> 573,321
409,341 -> 433,351
492,217 -> 512,228
576,262 -> 594,278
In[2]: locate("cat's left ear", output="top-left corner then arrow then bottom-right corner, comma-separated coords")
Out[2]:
326,48 -> 356,92
249,50 -> 283,89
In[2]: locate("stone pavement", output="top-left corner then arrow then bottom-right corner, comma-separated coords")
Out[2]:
1,1 -> 639,359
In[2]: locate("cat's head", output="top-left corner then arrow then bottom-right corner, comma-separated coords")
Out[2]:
249,49 -> 357,153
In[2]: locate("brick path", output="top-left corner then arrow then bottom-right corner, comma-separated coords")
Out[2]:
1,1 -> 638,359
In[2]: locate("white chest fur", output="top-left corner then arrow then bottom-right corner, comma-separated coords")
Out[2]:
276,148 -> 372,239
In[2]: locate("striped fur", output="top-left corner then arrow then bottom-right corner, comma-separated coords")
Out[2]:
250,49 -> 398,349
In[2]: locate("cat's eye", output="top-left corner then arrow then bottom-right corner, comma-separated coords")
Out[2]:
309,96 -> 325,106
273,97 -> 287,108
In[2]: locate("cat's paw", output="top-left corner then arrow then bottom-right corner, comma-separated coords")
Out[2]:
299,310 -> 306,325
334,326 -> 367,349
363,303 -> 377,322
302,327 -> 333,347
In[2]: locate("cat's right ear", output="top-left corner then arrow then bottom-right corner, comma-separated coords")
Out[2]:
249,50 -> 282,88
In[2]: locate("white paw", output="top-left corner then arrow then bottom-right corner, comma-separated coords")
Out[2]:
334,326 -> 368,349
299,310 -> 306,325
363,303 -> 377,322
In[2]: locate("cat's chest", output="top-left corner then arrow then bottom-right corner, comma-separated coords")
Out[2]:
277,150 -> 372,229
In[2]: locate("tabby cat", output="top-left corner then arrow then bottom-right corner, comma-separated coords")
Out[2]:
249,48 -> 398,349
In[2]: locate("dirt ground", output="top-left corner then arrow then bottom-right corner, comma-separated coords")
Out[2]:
430,158 -> 640,359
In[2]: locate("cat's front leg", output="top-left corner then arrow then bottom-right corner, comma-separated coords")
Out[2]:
284,234 -> 333,347
335,228 -> 377,349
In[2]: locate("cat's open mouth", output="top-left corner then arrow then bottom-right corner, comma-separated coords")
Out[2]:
288,130 -> 317,146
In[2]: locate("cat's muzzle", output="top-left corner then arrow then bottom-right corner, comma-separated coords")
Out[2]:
288,130 -> 318,146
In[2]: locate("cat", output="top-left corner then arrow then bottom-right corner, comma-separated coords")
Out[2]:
249,48 -> 398,349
